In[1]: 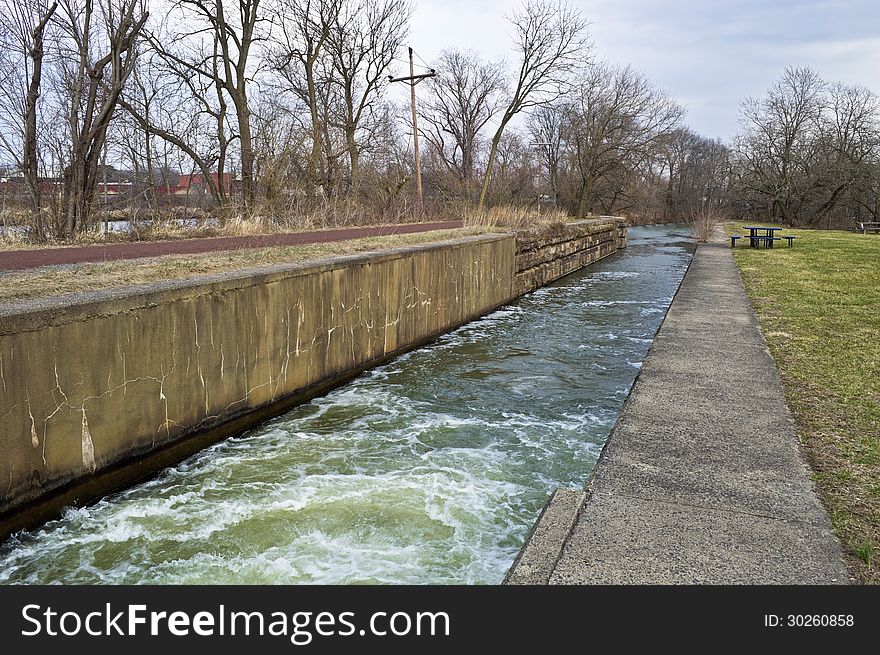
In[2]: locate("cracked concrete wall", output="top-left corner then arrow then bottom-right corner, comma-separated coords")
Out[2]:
0,235 -> 515,528
0,220 -> 625,536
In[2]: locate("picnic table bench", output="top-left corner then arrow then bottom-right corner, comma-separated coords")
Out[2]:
856,222 -> 880,234
731,226 -> 796,248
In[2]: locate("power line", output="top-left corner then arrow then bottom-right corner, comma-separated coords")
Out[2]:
411,49 -> 433,70
391,57 -> 433,72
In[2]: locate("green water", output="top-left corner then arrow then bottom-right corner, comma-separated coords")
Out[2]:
0,225 -> 694,584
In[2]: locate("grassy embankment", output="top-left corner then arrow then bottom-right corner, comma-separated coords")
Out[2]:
0,208 -> 588,302
731,226 -> 880,583
0,227 -> 487,303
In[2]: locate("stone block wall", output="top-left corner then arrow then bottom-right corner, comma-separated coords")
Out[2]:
514,218 -> 627,295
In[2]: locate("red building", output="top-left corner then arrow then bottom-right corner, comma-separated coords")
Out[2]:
165,173 -> 237,196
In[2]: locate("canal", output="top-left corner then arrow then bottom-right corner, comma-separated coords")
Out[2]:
0,225 -> 693,584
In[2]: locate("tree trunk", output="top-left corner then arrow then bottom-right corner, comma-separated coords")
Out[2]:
144,126 -> 158,213
306,60 -> 322,200
347,126 -> 360,195
119,96 -> 224,206
23,3 -> 58,240
478,128 -> 504,210
236,99 -> 254,210
577,177 -> 594,218
60,3 -> 148,237
63,128 -> 107,235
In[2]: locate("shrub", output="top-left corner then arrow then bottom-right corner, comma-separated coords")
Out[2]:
690,206 -> 725,242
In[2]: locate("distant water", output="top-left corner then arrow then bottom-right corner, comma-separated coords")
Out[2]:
0,217 -> 214,237
0,225 -> 694,584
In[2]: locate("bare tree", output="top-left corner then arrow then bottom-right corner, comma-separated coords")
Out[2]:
120,34 -> 234,206
660,127 -> 732,220
274,0 -> 338,200
0,0 -> 58,237
567,63 -> 684,217
849,162 -> 880,222
736,67 -> 825,225
477,0 -> 590,210
813,82 -> 880,226
487,130 -> 537,205
325,0 -> 409,195
527,102 -> 565,204
55,0 -> 148,236
735,67 -> 880,227
114,59 -> 182,213
660,127 -> 700,217
421,49 -> 505,201
250,94 -> 309,212
155,0 -> 268,210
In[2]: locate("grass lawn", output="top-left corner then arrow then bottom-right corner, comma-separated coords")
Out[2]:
731,225 -> 880,583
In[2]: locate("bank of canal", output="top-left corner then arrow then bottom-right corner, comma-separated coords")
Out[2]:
0,225 -> 693,584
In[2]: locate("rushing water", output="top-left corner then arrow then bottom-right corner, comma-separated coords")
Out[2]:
0,225 -> 693,584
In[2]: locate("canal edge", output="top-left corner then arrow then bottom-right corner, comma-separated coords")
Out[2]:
1,219 -> 627,542
504,230 -> 697,585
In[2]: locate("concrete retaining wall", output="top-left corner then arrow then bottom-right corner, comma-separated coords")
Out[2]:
0,219 -> 625,538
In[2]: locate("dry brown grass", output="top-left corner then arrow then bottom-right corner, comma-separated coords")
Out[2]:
0,215 -> 465,252
0,228 -> 31,249
2,200 -> 580,253
1,197 -> 430,249
462,205 -> 572,230
690,206 -> 725,242
0,227 -> 488,304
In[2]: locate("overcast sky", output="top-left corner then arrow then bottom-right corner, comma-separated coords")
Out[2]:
395,0 -> 880,141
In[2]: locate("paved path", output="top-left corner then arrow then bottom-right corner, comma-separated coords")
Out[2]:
0,220 -> 464,271
509,232 -> 850,584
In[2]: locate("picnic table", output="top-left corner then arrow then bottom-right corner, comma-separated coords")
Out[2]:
742,225 -> 783,248
729,226 -> 796,248
856,221 -> 880,234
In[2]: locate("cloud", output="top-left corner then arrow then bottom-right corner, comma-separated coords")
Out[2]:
407,0 -> 880,141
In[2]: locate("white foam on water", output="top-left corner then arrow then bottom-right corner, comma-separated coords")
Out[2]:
589,271 -> 640,280
582,299 -> 654,307
0,225 -> 694,586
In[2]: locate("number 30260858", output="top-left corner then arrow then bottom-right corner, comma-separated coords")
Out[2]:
764,614 -> 854,628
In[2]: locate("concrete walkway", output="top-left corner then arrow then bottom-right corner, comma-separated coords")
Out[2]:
508,233 -> 850,584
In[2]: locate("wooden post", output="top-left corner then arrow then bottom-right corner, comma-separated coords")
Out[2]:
409,48 -> 424,209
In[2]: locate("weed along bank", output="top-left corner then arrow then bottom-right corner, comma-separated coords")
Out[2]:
0,218 -> 626,540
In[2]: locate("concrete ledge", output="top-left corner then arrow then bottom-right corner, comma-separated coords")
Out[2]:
0,233 -> 513,335
504,488 -> 586,585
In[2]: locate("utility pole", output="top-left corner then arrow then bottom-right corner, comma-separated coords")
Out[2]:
389,48 -> 435,211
